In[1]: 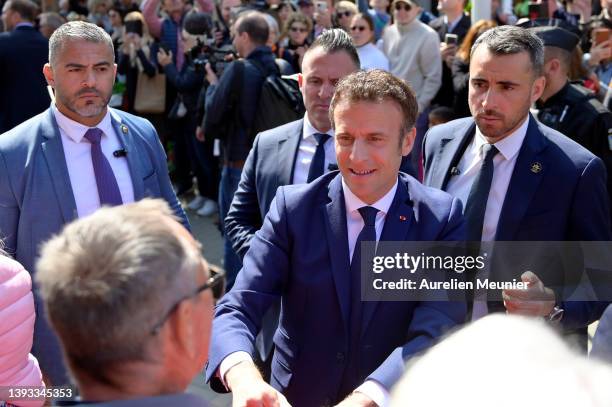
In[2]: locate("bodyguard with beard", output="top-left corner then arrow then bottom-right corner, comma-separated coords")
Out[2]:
423,26 -> 610,330
0,21 -> 188,386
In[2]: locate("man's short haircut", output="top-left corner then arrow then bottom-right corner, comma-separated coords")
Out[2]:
35,199 -> 202,385
307,28 -> 360,69
48,21 -> 114,67
544,46 -> 572,73
6,0 -> 38,22
329,69 -> 418,138
235,11 -> 269,46
471,25 -> 544,77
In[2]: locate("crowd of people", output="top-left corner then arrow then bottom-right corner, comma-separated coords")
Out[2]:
3,0 -> 612,405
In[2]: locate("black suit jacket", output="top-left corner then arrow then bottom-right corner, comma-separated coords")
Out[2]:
429,13 -> 472,110
0,26 -> 50,133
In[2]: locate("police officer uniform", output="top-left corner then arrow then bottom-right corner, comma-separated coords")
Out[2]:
532,26 -> 612,221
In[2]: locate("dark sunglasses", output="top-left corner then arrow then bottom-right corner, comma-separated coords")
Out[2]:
336,10 -> 353,18
351,25 -> 367,32
290,26 -> 308,33
394,2 -> 412,11
150,265 -> 226,335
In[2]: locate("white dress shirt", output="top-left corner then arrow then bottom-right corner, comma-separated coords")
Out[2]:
291,114 -> 336,184
446,116 -> 528,319
53,105 -> 135,218
219,178 -> 399,407
446,116 -> 529,242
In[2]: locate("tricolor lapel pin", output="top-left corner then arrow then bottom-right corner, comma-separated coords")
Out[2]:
399,215 -> 407,221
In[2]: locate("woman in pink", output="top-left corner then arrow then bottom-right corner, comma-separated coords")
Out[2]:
0,249 -> 45,407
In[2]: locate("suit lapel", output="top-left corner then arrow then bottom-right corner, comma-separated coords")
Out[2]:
40,109 -> 78,223
277,120 -> 303,186
110,111 -> 144,200
496,115 -> 547,240
361,177 -> 414,336
428,122 -> 475,190
324,174 -> 351,333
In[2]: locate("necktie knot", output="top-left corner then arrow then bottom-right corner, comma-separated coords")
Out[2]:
313,133 -> 330,146
481,143 -> 498,162
84,128 -> 103,144
358,206 -> 379,227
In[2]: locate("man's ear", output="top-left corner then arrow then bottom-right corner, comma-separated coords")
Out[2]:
531,74 -> 546,104
43,63 -> 55,87
298,73 -> 303,89
401,127 -> 416,157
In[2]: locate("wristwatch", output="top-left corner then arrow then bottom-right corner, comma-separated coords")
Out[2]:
546,305 -> 564,323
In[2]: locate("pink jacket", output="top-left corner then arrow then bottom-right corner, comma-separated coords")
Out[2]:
0,256 -> 44,407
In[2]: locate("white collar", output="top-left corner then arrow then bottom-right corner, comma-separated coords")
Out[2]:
473,115 -> 529,161
52,104 -> 119,143
341,177 -> 398,216
302,113 -> 334,141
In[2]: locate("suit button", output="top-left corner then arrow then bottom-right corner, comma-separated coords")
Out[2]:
323,398 -> 332,406
336,352 -> 345,363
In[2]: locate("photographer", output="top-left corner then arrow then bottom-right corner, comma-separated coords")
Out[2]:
203,10 -> 277,289
117,11 -> 159,113
158,11 -> 220,217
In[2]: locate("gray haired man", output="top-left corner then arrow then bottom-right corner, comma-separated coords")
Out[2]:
36,199 -> 220,405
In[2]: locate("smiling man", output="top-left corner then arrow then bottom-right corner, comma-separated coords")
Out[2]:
0,21 -> 187,386
206,69 -> 466,407
423,26 -> 611,335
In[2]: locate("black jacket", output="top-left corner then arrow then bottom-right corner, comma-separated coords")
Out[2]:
0,26 -> 49,133
204,45 -> 278,161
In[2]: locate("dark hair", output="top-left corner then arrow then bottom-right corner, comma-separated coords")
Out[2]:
6,0 -> 38,22
428,106 -> 455,123
307,28 -> 360,68
330,69 -> 418,137
471,25 -> 544,77
235,11 -> 269,45
353,12 -> 374,32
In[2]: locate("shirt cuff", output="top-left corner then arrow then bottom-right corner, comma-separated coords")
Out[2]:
218,351 -> 254,389
355,379 -> 390,407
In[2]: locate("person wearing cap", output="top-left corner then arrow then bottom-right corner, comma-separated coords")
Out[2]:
532,25 -> 612,223
381,0 -> 441,176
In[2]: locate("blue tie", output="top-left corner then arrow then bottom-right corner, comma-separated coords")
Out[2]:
340,206 -> 379,396
464,143 -> 498,241
84,128 -> 123,206
307,133 -> 331,183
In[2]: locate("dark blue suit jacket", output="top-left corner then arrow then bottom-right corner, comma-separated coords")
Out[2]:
207,172 -> 466,406
0,26 -> 49,133
423,115 -> 611,328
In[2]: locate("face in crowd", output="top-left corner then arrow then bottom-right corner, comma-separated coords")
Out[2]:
393,0 -> 419,25
43,39 -> 117,127
298,47 -> 359,133
350,15 -> 374,47
334,97 -> 414,204
468,44 -> 544,141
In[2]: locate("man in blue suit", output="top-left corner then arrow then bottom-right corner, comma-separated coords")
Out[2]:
0,21 -> 188,386
206,70 -> 466,407
0,0 -> 50,133
423,26 -> 611,329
